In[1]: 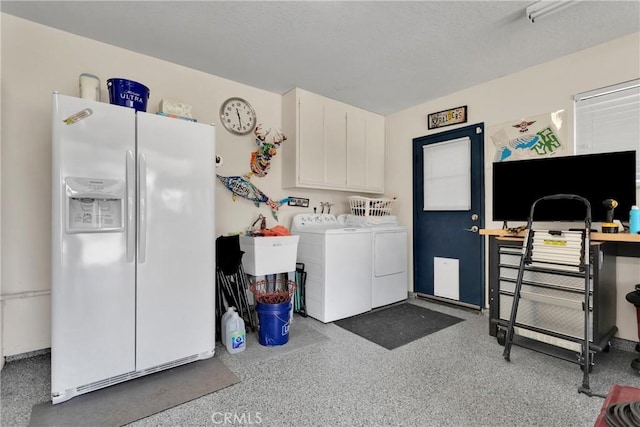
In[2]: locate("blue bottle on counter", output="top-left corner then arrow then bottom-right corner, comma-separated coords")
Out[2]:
630,205 -> 640,235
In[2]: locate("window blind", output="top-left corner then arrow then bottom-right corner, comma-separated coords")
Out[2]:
574,79 -> 640,184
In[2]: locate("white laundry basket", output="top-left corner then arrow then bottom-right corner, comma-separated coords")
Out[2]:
348,196 -> 395,217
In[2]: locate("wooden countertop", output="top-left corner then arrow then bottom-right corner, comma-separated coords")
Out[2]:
480,228 -> 640,243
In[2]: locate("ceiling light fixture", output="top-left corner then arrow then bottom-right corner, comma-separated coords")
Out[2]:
526,1 -> 579,23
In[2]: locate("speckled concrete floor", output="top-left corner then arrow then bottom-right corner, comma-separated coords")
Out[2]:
3,298 -> 640,427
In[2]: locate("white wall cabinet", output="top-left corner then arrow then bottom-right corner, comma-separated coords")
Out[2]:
346,107 -> 385,192
282,88 -> 384,193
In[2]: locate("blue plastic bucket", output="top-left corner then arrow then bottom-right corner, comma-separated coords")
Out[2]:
107,78 -> 150,112
256,301 -> 291,346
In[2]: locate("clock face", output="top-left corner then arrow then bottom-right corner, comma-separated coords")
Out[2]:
220,97 -> 257,135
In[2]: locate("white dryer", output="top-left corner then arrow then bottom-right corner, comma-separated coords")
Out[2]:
291,214 -> 372,323
339,214 -> 408,308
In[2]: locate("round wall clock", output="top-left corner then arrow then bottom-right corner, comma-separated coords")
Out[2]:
219,97 -> 257,135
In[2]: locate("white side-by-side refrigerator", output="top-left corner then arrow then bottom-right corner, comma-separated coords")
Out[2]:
51,93 -> 216,404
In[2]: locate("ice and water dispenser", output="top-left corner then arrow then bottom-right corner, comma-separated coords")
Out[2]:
65,177 -> 125,233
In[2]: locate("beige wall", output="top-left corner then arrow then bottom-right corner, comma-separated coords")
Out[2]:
0,14 -> 351,357
386,32 -> 640,340
1,13 -> 639,360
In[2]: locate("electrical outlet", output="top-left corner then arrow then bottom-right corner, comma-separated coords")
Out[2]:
288,197 -> 309,207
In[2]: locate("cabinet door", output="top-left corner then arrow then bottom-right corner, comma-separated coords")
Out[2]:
366,114 -> 385,192
347,108 -> 385,192
298,95 -> 325,185
324,100 -> 347,188
346,108 -> 367,188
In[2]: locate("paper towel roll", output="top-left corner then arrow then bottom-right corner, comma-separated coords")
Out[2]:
79,73 -> 100,101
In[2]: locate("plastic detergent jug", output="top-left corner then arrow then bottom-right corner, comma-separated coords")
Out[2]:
224,310 -> 246,354
220,306 -> 236,343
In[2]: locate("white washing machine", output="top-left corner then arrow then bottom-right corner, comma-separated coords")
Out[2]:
339,214 -> 408,308
291,214 -> 373,323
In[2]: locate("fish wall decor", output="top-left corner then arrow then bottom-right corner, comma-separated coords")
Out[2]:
217,174 -> 289,220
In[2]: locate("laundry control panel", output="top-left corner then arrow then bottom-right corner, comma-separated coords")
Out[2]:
291,214 -> 339,228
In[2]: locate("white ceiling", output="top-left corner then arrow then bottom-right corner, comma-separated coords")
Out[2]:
2,1 -> 639,115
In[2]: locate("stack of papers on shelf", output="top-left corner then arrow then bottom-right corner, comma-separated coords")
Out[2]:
529,230 -> 584,272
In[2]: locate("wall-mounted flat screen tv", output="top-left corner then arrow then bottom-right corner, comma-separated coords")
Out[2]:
492,150 -> 637,222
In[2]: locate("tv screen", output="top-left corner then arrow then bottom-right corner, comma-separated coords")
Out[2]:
492,150 -> 637,222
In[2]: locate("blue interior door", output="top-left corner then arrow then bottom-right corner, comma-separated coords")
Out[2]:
413,123 -> 485,308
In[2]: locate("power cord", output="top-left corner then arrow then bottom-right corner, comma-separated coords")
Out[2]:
605,401 -> 640,427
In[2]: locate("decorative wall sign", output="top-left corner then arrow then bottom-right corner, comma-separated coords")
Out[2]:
428,106 -> 468,130
488,110 -> 567,162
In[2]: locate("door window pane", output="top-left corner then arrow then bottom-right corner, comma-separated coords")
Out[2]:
423,137 -> 471,211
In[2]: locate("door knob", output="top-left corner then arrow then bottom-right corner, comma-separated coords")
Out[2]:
465,225 -> 479,233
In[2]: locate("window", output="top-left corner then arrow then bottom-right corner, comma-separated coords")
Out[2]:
574,79 -> 640,185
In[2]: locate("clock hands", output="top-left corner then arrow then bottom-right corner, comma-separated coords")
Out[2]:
236,108 -> 242,127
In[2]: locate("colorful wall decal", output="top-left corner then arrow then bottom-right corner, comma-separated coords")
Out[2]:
488,110 -> 567,162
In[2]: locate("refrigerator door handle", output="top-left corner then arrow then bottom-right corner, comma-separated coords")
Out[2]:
138,152 -> 147,263
126,150 -> 136,262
